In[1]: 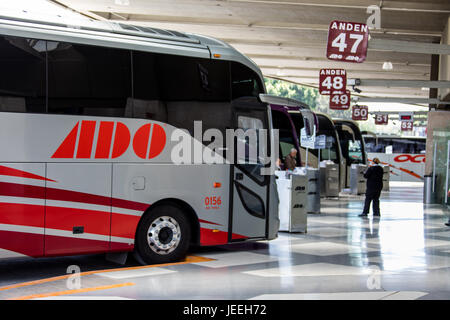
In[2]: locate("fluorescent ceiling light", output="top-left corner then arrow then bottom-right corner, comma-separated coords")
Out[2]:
115,0 -> 131,5
382,61 -> 393,71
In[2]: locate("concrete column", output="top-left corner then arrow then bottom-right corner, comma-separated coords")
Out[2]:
429,53 -> 439,110
438,16 -> 450,104
425,111 -> 450,176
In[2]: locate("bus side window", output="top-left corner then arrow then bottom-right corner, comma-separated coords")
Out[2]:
231,62 -> 263,100
47,42 -> 131,117
237,115 -> 264,165
0,36 -> 46,113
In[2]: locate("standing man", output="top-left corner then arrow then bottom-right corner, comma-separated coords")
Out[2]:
284,148 -> 297,171
359,158 -> 384,217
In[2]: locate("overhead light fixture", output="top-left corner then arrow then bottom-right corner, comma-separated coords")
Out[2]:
115,0 -> 130,5
276,69 -> 285,77
382,61 -> 393,71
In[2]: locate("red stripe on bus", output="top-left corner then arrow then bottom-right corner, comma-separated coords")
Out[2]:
200,228 -> 228,246
0,182 -> 149,212
199,228 -> 248,246
110,242 -> 134,252
0,182 -> 45,199
44,235 -> 109,257
231,233 -> 249,240
398,167 -> 423,180
0,230 -> 43,257
111,213 -> 141,239
45,206 -> 111,236
0,165 -> 56,182
111,198 -> 149,212
0,203 -> 45,228
198,219 -> 222,226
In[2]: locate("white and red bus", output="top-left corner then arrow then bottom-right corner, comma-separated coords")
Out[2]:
362,134 -> 426,182
0,14 -> 280,264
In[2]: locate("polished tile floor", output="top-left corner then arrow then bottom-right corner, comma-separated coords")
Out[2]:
0,182 -> 449,300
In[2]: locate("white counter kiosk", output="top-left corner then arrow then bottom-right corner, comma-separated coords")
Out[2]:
276,169 -> 308,232
276,120 -> 323,232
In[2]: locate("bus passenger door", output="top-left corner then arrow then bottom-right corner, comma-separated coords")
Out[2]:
229,102 -> 270,240
44,164 -> 112,256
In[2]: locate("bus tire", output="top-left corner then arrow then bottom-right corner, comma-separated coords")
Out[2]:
135,204 -> 191,265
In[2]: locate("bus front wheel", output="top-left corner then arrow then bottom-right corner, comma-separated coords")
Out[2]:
135,204 -> 191,265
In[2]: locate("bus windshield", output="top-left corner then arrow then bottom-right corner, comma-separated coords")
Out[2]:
349,140 -> 363,161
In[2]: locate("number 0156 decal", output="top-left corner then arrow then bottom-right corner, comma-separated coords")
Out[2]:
205,196 -> 222,210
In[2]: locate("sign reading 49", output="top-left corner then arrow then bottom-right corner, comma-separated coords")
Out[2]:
327,20 -> 369,63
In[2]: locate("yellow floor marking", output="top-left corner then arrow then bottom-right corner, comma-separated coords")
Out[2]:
0,255 -> 214,292
8,282 -> 135,300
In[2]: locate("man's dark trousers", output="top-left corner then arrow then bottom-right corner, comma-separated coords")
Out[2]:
362,164 -> 384,216
363,190 -> 381,215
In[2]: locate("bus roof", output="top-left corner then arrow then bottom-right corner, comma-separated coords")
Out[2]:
362,134 -> 426,140
315,112 -> 335,123
333,118 -> 361,128
259,94 -> 310,109
0,11 -> 264,84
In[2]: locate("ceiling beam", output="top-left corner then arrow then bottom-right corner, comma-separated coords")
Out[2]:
369,39 -> 450,55
225,0 -> 450,13
353,97 -> 446,104
349,79 -> 450,88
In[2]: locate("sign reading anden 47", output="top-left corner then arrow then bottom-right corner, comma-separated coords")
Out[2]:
327,20 -> 369,63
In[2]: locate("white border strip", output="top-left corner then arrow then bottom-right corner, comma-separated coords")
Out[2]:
0,223 -> 134,244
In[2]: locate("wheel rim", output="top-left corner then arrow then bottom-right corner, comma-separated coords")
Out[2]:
147,216 -> 181,255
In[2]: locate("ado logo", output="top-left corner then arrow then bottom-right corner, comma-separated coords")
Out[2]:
52,120 -> 166,159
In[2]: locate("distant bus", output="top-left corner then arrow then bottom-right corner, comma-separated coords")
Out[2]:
267,96 -> 317,170
309,113 -> 346,190
362,134 -> 426,182
333,119 -> 368,188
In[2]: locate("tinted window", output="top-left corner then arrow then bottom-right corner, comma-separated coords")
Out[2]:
48,42 -> 131,117
235,182 -> 265,218
364,137 -> 426,154
271,110 -> 300,165
0,36 -> 46,113
231,62 -> 263,99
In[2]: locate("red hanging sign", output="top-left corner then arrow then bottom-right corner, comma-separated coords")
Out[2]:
401,120 -> 413,131
319,69 -> 347,95
329,90 -> 351,110
326,20 -> 369,63
352,105 -> 368,121
375,113 -> 389,125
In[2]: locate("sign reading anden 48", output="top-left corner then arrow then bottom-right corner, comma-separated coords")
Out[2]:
319,69 -> 346,95
327,20 -> 369,63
